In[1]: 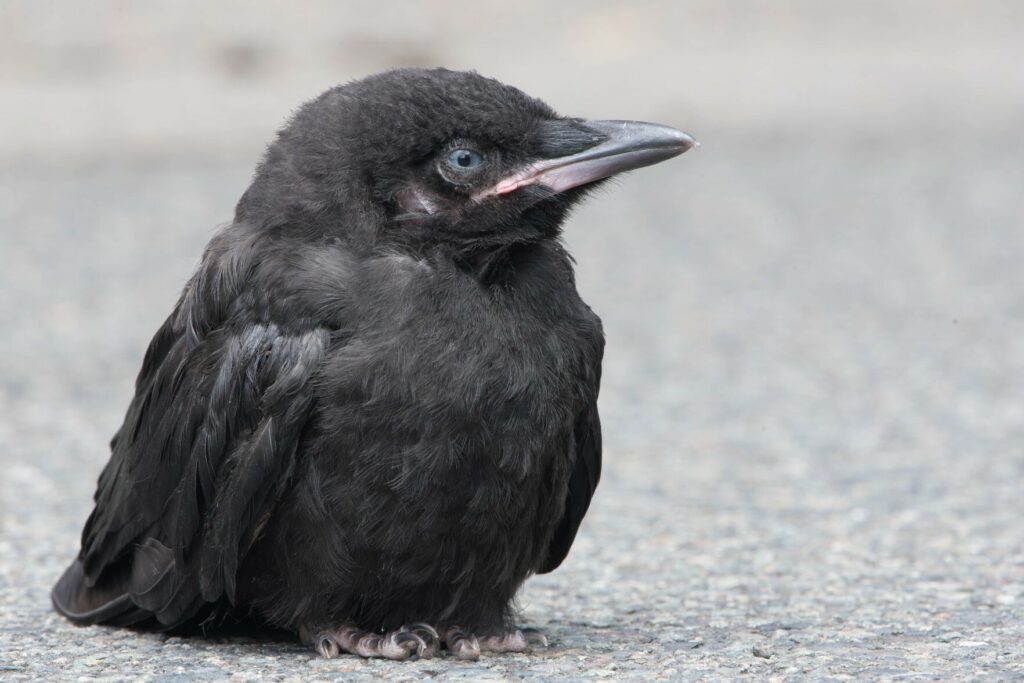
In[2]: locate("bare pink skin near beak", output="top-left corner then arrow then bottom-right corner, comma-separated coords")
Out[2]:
480,120 -> 697,199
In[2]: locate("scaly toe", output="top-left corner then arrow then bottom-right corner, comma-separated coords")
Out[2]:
310,626 -> 416,660
378,632 -> 414,660
401,623 -> 440,657
479,629 -> 528,653
316,632 -> 341,659
444,627 -> 481,661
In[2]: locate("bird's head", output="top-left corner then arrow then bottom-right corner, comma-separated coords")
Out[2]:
239,68 -> 695,254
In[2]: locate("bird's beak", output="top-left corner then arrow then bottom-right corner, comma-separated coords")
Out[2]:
488,120 -> 697,197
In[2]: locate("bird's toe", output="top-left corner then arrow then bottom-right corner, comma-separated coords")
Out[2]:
401,622 -> 440,657
444,627 -> 481,661
479,629 -> 528,653
377,632 -> 414,660
462,626 -> 547,656
315,632 -> 342,659
310,625 -> 424,660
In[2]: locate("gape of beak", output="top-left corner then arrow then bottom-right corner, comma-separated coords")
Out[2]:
482,120 -> 697,199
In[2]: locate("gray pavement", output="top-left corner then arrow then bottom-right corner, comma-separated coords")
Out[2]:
2,2 -> 1024,681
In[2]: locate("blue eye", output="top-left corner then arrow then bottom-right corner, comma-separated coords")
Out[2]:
446,148 -> 483,170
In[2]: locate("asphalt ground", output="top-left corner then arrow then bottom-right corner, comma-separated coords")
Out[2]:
2,2 -> 1023,681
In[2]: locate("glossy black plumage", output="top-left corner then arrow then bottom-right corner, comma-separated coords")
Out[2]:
52,68 -> 693,651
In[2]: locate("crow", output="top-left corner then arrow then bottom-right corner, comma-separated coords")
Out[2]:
52,68 -> 695,660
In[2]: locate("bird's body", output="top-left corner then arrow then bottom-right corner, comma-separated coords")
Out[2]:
53,68 -> 693,659
238,236 -> 603,634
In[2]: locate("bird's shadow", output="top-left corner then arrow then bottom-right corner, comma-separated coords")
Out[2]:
142,619 -> 307,655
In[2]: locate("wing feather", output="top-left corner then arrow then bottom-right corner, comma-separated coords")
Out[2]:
539,400 -> 603,574
55,308 -> 328,628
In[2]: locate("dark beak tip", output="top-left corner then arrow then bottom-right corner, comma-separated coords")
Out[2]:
676,131 -> 699,152
585,119 -> 697,154
659,127 -> 697,154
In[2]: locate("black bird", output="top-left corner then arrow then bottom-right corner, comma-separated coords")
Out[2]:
52,68 -> 695,660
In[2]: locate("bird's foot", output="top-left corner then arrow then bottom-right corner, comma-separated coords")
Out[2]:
443,626 -> 548,660
304,622 -> 440,660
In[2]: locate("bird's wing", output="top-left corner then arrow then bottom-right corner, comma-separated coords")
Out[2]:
52,280 -> 330,628
539,399 -> 602,574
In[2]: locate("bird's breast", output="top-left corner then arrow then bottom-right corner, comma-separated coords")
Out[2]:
315,252 -> 601,476
285,251 -> 602,594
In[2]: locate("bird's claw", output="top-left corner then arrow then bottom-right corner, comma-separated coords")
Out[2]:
522,627 -> 549,648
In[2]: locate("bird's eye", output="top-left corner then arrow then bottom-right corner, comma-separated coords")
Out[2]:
446,149 -> 483,170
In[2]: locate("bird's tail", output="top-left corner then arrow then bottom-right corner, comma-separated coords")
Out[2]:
51,558 -> 152,627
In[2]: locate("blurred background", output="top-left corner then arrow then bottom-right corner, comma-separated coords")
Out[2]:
2,1 -> 1023,679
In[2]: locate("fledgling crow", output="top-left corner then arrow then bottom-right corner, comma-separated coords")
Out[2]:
52,68 -> 695,660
